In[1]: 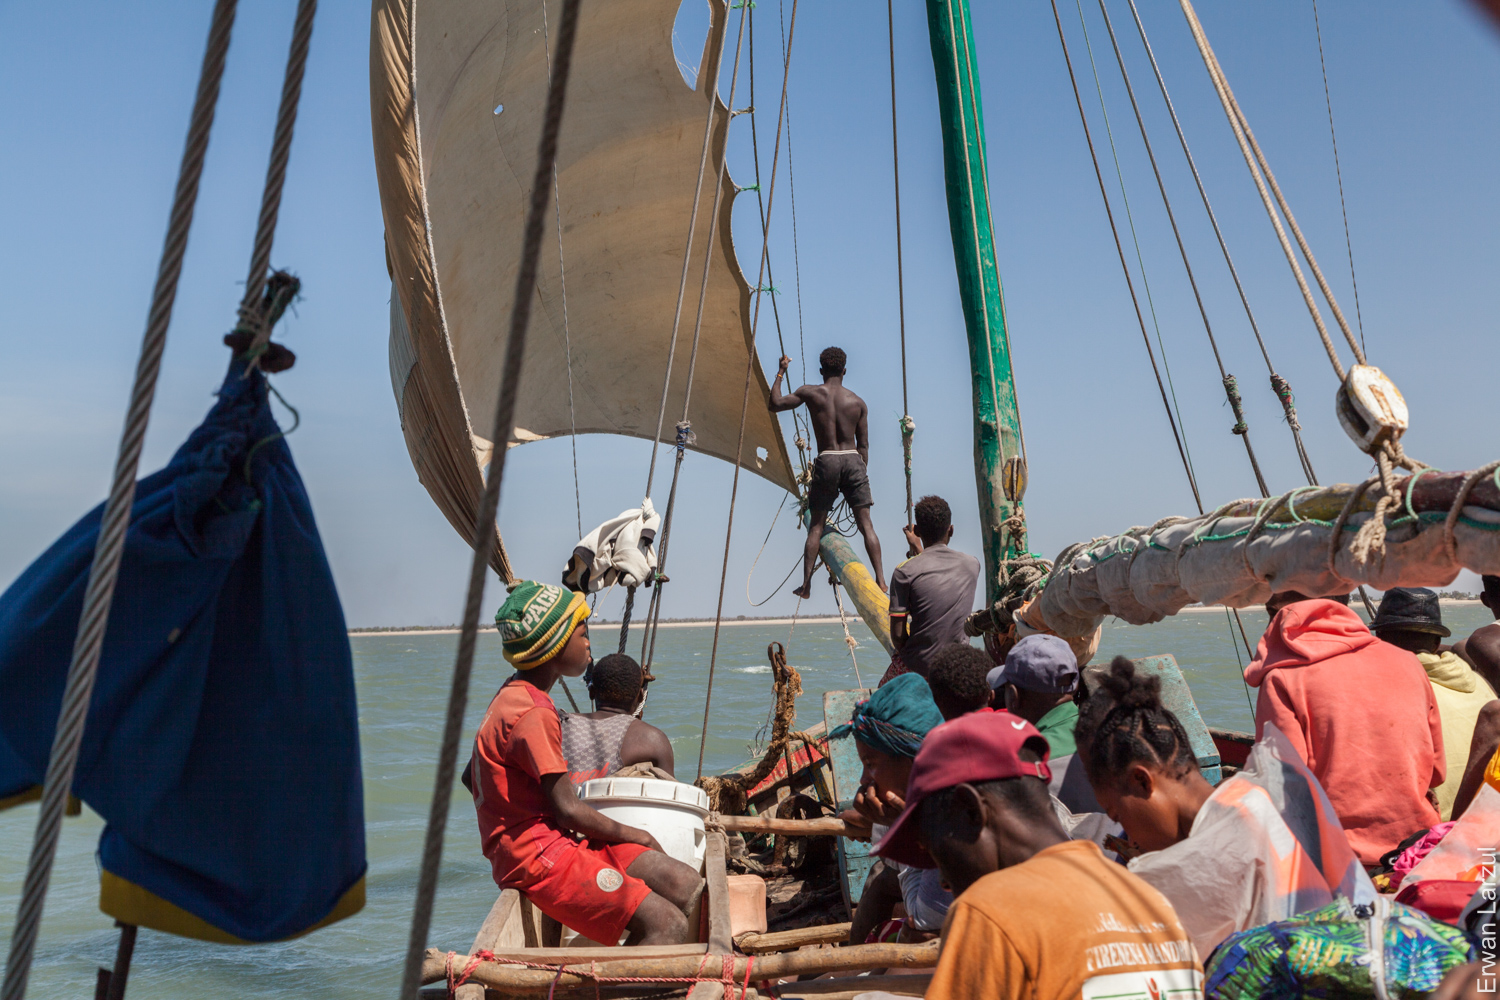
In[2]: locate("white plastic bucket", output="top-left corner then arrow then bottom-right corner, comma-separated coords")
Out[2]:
577,776 -> 710,872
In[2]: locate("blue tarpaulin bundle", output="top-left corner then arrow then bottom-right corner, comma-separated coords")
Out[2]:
0,357 -> 365,943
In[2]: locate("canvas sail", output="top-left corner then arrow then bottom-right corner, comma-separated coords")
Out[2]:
371,0 -> 797,578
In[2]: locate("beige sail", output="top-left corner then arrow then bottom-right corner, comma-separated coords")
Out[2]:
371,0 -> 797,579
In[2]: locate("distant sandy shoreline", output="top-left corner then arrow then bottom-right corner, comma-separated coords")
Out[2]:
350,616 -> 853,637
351,600 -> 1486,635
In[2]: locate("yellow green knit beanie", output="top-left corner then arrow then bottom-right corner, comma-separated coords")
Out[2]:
494,581 -> 590,669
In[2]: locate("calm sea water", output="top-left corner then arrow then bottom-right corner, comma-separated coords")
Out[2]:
3,605 -> 1493,997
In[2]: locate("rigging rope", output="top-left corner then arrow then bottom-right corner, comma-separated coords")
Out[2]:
1091,0 -> 1269,497
399,2 -> 581,996
698,0 -> 801,782
2,3 -> 240,996
886,0 -> 914,526
747,5 -> 812,481
1074,0 -> 1199,500
1176,0 -> 1365,381
1050,0 -> 1202,514
643,3 -> 736,499
1120,0 -> 1319,484
1311,0 -> 1366,356
635,0 -> 755,673
239,0 -> 318,359
541,0 -> 583,541
831,579 -> 864,689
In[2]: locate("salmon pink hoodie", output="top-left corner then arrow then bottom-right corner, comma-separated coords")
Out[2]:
1245,599 -> 1443,865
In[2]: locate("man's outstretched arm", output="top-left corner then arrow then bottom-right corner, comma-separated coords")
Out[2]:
768,354 -> 804,412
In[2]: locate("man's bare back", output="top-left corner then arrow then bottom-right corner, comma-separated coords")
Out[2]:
768,347 -> 885,597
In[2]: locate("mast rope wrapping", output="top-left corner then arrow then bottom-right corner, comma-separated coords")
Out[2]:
399,1 -> 582,995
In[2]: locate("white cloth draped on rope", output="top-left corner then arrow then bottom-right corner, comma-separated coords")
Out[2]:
565,500 -> 662,592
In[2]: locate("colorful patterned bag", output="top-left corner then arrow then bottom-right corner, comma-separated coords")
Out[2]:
1204,896 -> 1473,999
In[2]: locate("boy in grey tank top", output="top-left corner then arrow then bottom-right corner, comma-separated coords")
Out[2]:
560,653 -> 675,788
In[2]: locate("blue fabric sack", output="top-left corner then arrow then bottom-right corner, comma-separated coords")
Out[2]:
0,357 -> 365,942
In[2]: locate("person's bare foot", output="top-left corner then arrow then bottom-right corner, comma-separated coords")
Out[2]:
792,582 -> 813,600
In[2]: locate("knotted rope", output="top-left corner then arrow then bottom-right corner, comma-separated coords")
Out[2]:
697,643 -> 802,813
239,0 -> 318,362
1,5 -> 243,997
1349,440 -> 1431,567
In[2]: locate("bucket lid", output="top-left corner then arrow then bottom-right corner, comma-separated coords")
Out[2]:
578,776 -> 710,815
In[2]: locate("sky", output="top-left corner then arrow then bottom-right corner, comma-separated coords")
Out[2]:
0,0 -> 1496,628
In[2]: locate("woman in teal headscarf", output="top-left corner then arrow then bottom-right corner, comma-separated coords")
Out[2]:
831,673 -> 949,942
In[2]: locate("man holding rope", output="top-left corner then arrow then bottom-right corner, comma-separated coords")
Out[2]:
769,347 -> 886,598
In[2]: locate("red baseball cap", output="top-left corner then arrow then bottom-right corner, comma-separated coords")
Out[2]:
874,710 -> 1052,869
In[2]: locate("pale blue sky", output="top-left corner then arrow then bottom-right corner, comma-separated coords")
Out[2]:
1,0 -> 1496,627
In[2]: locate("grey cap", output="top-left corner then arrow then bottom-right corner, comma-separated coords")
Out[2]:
986,633 -> 1079,694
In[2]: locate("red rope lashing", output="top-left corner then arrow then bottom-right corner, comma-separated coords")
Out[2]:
446,949 -> 496,997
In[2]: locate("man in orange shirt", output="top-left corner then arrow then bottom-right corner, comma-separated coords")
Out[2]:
876,711 -> 1203,1000
467,581 -> 701,945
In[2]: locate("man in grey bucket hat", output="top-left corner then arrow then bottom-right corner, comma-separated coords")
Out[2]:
988,634 -> 1099,814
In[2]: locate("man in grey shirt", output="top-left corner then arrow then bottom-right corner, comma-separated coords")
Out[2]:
887,495 -> 980,678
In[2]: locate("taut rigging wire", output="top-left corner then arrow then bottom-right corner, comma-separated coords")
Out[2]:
541,0 -> 582,540
400,1 -> 581,994
1311,0 -> 1366,357
1051,0 -> 1203,513
1176,0 -> 1365,381
636,0 -> 755,671
887,0 -> 914,526
1091,0 -> 1269,497
698,0 -> 802,781
1120,0 -> 1320,486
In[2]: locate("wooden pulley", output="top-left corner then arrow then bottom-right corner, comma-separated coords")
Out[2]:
1002,455 -> 1028,502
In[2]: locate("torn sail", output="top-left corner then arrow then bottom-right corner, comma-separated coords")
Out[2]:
371,0 -> 797,575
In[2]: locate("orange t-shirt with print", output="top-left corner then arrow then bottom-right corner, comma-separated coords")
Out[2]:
926,840 -> 1203,1000
470,679 -> 572,886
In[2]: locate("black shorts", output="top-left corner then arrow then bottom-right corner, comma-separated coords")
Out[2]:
808,452 -> 873,511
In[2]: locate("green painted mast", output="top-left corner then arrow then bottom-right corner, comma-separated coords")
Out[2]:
923,0 -> 1028,603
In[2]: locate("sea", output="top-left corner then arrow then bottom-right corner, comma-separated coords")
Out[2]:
3,603 -> 1494,998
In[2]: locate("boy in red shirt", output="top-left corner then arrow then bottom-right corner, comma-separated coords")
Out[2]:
468,581 -> 700,945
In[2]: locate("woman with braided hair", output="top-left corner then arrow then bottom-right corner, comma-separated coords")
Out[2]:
1076,656 -> 1374,963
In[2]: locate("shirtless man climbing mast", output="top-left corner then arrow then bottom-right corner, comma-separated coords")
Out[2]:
769,347 -> 886,598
